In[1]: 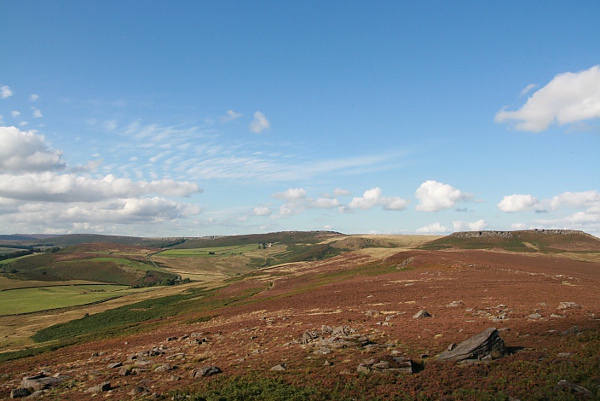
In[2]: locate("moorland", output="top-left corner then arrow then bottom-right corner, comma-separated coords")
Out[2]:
0,229 -> 598,400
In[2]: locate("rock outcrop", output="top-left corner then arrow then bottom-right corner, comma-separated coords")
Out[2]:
437,328 -> 506,362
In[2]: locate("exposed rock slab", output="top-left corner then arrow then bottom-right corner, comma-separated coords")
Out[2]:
437,328 -> 506,362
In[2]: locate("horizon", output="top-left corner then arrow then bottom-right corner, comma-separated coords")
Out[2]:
1,2 -> 599,237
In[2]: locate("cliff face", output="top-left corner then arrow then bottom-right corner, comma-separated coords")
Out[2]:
451,229 -> 588,239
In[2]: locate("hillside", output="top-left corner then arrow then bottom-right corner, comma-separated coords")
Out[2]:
0,231 -> 598,399
420,229 -> 600,253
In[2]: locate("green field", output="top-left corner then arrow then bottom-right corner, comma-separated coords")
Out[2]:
157,244 -> 261,257
0,284 -> 136,315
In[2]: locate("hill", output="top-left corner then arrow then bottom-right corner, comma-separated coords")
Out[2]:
420,229 -> 600,253
1,242 -> 178,287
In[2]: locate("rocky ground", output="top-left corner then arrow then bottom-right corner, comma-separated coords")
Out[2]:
1,247 -> 599,400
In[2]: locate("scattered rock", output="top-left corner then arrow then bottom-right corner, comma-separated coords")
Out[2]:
191,365 -> 222,378
437,328 -> 506,362
20,374 -> 62,391
358,356 -> 414,374
10,388 -> 31,399
558,302 -> 581,310
561,326 -> 580,335
154,363 -> 172,372
119,366 -> 132,376
413,310 -> 432,319
270,364 -> 287,371
107,362 -> 123,369
528,313 -> 542,320
86,381 -> 111,393
554,379 -> 591,397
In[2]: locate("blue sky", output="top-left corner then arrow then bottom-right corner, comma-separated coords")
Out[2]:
1,1 -> 599,237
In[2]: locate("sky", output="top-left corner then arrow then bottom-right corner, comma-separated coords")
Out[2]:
1,1 -> 599,237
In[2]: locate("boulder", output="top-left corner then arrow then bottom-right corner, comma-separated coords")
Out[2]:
191,365 -> 222,378
86,381 -> 111,393
412,310 -> 432,319
437,328 -> 506,362
10,388 -> 31,399
270,364 -> 287,371
20,374 -> 62,391
554,380 -> 591,397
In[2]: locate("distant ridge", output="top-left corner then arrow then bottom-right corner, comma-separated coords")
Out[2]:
450,229 -> 595,239
421,229 -> 600,252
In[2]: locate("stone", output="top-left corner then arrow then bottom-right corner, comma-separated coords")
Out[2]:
87,381 -> 111,393
437,328 -> 506,362
270,364 -> 287,371
107,362 -> 123,369
191,365 -> 222,378
154,363 -> 172,372
357,364 -> 371,374
558,302 -> 581,310
561,326 -> 580,335
10,388 -> 31,398
20,374 -> 62,391
412,310 -> 432,319
554,380 -> 591,397
119,366 -> 132,376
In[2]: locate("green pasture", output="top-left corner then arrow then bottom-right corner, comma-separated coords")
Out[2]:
0,284 -> 135,315
157,244 -> 261,257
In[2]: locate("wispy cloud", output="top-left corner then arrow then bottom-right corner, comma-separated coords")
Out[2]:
249,111 -> 270,133
219,109 -> 243,123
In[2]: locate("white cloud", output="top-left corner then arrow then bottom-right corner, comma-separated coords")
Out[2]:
495,65 -> 600,132
0,126 -> 66,173
348,187 -> 382,210
253,206 -> 272,216
415,180 -> 472,212
220,109 -> 243,123
11,111 -> 20,118
1,86 -> 13,99
310,197 -> 340,209
29,94 -> 39,102
32,108 -> 43,118
497,194 -> 540,212
334,188 -> 352,197
381,197 -> 410,211
453,219 -> 488,231
549,190 -> 600,212
249,111 -> 270,133
416,222 -> 450,234
272,188 -> 306,201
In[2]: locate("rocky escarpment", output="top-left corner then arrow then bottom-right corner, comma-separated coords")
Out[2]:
451,229 -> 588,239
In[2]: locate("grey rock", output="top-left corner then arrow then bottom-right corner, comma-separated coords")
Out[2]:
191,365 -> 222,378
107,362 -> 123,369
561,326 -> 580,335
437,328 -> 506,362
119,366 -> 132,376
10,388 -> 31,399
20,374 -> 62,391
154,364 -> 172,372
87,381 -> 111,393
270,364 -> 287,371
413,310 -> 432,319
554,379 -> 591,397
